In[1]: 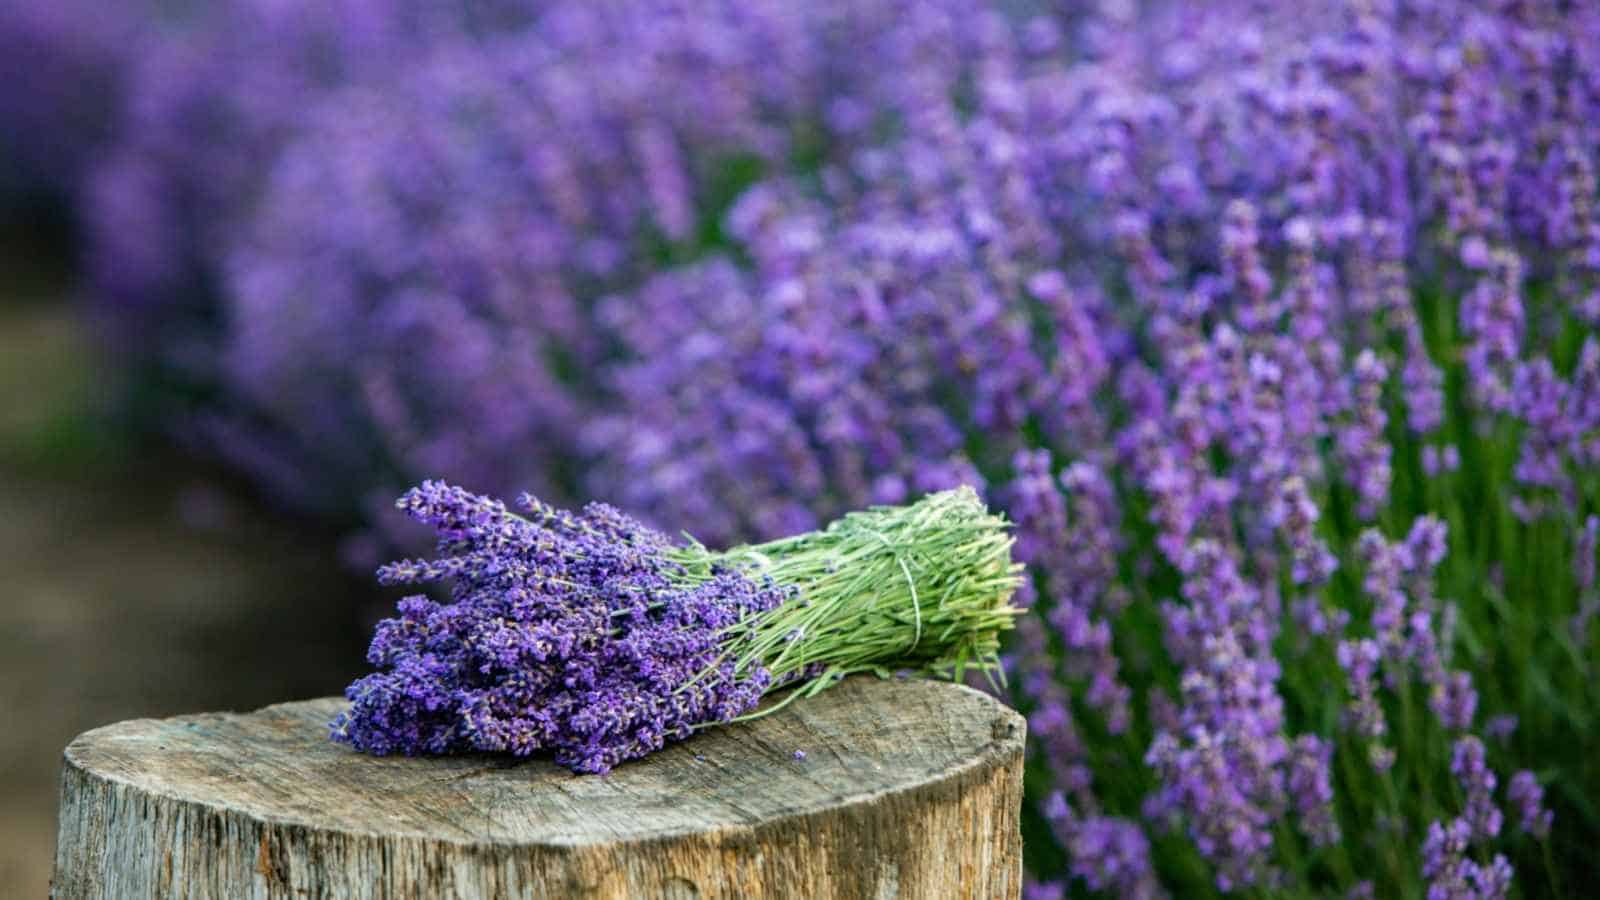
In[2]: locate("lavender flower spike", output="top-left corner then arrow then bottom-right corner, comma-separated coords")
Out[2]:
1507,771 -> 1552,840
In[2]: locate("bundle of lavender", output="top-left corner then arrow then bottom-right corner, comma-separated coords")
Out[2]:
330,482 -> 1021,774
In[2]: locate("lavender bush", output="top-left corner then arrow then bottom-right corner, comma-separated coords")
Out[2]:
585,1 -> 1599,895
82,0 -> 537,448
206,0 -> 977,537
82,0 -> 1006,555
334,482 -> 1020,773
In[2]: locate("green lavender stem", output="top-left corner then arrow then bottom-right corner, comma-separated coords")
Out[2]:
671,487 -> 1024,715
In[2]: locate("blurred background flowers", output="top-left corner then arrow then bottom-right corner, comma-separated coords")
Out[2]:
4,0 -> 1597,895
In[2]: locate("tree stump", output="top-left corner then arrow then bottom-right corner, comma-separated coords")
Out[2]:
53,676 -> 1025,899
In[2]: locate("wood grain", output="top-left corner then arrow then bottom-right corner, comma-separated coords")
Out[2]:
53,676 -> 1025,899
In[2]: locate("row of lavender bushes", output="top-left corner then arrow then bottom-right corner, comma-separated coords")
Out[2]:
53,0 -> 996,550
16,0 -> 1598,894
589,3 -> 1600,895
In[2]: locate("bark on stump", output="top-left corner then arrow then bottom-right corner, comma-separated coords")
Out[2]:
53,676 -> 1025,899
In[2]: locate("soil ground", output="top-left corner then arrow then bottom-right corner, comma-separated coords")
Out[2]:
0,278 -> 369,895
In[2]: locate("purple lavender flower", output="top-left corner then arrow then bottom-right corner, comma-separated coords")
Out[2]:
1576,516 -> 1600,640
1421,444 -> 1461,477
1267,476 -> 1337,586
1021,881 -> 1065,900
1459,250 -> 1525,414
1484,715 -> 1518,744
1337,638 -> 1391,769
1403,345 -> 1448,437
1451,736 -> 1503,841
1013,451 -> 1132,735
1041,794 -> 1163,900
1570,342 -> 1600,469
1362,528 -> 1410,663
1507,770 -> 1552,840
1510,358 -> 1573,494
1146,541 -> 1293,891
1429,670 -> 1479,733
1287,735 -> 1340,848
1337,350 -> 1392,520
1471,855 -> 1514,900
1421,818 -> 1476,900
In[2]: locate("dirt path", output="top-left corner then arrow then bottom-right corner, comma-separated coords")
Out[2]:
0,301 -> 369,894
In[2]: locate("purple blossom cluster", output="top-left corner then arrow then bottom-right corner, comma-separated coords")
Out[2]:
1340,518 -> 1477,750
1421,818 -> 1512,900
0,1 -> 147,203
1146,542 -> 1289,890
331,481 -> 785,774
1506,770 -> 1552,840
1040,793 -> 1163,900
1418,737 -> 1515,900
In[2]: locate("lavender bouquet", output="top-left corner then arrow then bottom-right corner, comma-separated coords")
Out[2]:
331,483 -> 1021,774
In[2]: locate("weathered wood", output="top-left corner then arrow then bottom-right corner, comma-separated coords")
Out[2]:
53,676 -> 1025,899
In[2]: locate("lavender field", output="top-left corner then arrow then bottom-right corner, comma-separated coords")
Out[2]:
6,0 -> 1598,895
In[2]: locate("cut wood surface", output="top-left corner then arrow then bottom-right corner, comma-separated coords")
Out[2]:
53,676 -> 1025,899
